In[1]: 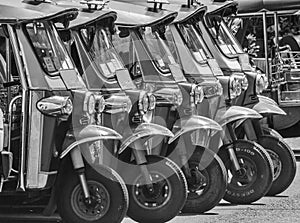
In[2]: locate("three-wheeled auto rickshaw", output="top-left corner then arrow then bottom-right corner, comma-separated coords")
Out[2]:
107,0 -> 231,214
233,0 -> 300,132
193,0 -> 296,196
0,0 -> 130,223
114,0 -> 276,205
109,0 -> 275,208
233,0 -> 300,136
232,0 -> 300,129
51,0 -> 188,222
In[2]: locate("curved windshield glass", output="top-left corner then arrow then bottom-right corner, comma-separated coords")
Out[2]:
80,26 -> 124,80
177,23 -> 212,62
142,27 -> 178,73
26,22 -> 74,74
207,17 -> 244,56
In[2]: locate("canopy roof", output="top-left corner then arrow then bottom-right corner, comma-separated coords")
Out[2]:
54,0 -> 117,29
199,0 -> 237,16
235,0 -> 300,13
112,0 -> 207,24
109,1 -> 177,28
0,0 -> 78,24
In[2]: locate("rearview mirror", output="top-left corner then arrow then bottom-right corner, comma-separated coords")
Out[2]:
37,96 -> 73,120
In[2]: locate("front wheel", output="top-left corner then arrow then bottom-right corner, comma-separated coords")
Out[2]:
181,151 -> 227,213
57,165 -> 128,223
218,140 -> 273,204
121,155 -> 187,223
258,135 -> 297,196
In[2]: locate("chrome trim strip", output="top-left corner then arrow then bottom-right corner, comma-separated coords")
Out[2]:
8,25 -> 28,191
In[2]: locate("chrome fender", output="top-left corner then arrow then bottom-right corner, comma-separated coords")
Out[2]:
119,123 -> 174,154
253,100 -> 286,116
217,106 -> 263,127
60,125 -> 122,159
168,115 -> 222,144
255,96 -> 286,116
258,95 -> 278,105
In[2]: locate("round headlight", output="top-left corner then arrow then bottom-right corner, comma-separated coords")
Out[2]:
256,74 -> 266,94
63,98 -> 73,115
241,76 -> 249,90
216,82 -> 223,96
229,77 -> 241,100
194,85 -> 204,104
84,92 -> 96,115
139,92 -> 149,114
88,95 -> 96,115
174,90 -> 183,106
148,94 -> 156,110
95,95 -> 105,113
142,95 -> 149,112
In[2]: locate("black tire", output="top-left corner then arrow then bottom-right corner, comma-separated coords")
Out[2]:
258,135 -> 297,196
181,152 -> 227,213
57,164 -> 128,223
121,155 -> 187,223
218,139 -> 273,204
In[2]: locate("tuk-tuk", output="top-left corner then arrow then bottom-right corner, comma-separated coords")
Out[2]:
192,0 -> 296,196
107,0 -> 230,214
110,0 -> 275,208
233,0 -> 300,131
114,0 -> 276,205
0,0 -> 130,223
53,1 -> 188,222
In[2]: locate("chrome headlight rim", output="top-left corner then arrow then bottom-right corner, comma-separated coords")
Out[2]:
192,84 -> 205,104
138,92 -> 149,114
84,92 -> 96,115
63,98 -> 73,116
139,92 -> 156,113
241,75 -> 249,91
229,76 -> 241,100
255,74 -> 267,94
174,90 -> 183,106
148,93 -> 156,110
95,95 -> 106,113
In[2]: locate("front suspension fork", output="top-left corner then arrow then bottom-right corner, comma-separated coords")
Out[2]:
132,140 -> 153,189
224,123 -> 242,172
70,147 -> 90,199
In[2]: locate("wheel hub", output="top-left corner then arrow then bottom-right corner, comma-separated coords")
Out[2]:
188,168 -> 207,191
235,167 -> 253,184
229,158 -> 257,188
134,173 -> 171,209
266,149 -> 282,181
71,181 -> 110,221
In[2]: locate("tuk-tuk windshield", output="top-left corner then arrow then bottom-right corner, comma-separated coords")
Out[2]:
206,17 -> 244,56
26,22 -> 74,74
80,25 -> 124,80
177,23 -> 212,62
142,26 -> 178,73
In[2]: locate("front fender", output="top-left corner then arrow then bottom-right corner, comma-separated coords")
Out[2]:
168,115 -> 222,144
217,106 -> 263,127
258,95 -> 278,105
60,125 -> 122,159
252,100 -> 286,116
119,123 -> 174,154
